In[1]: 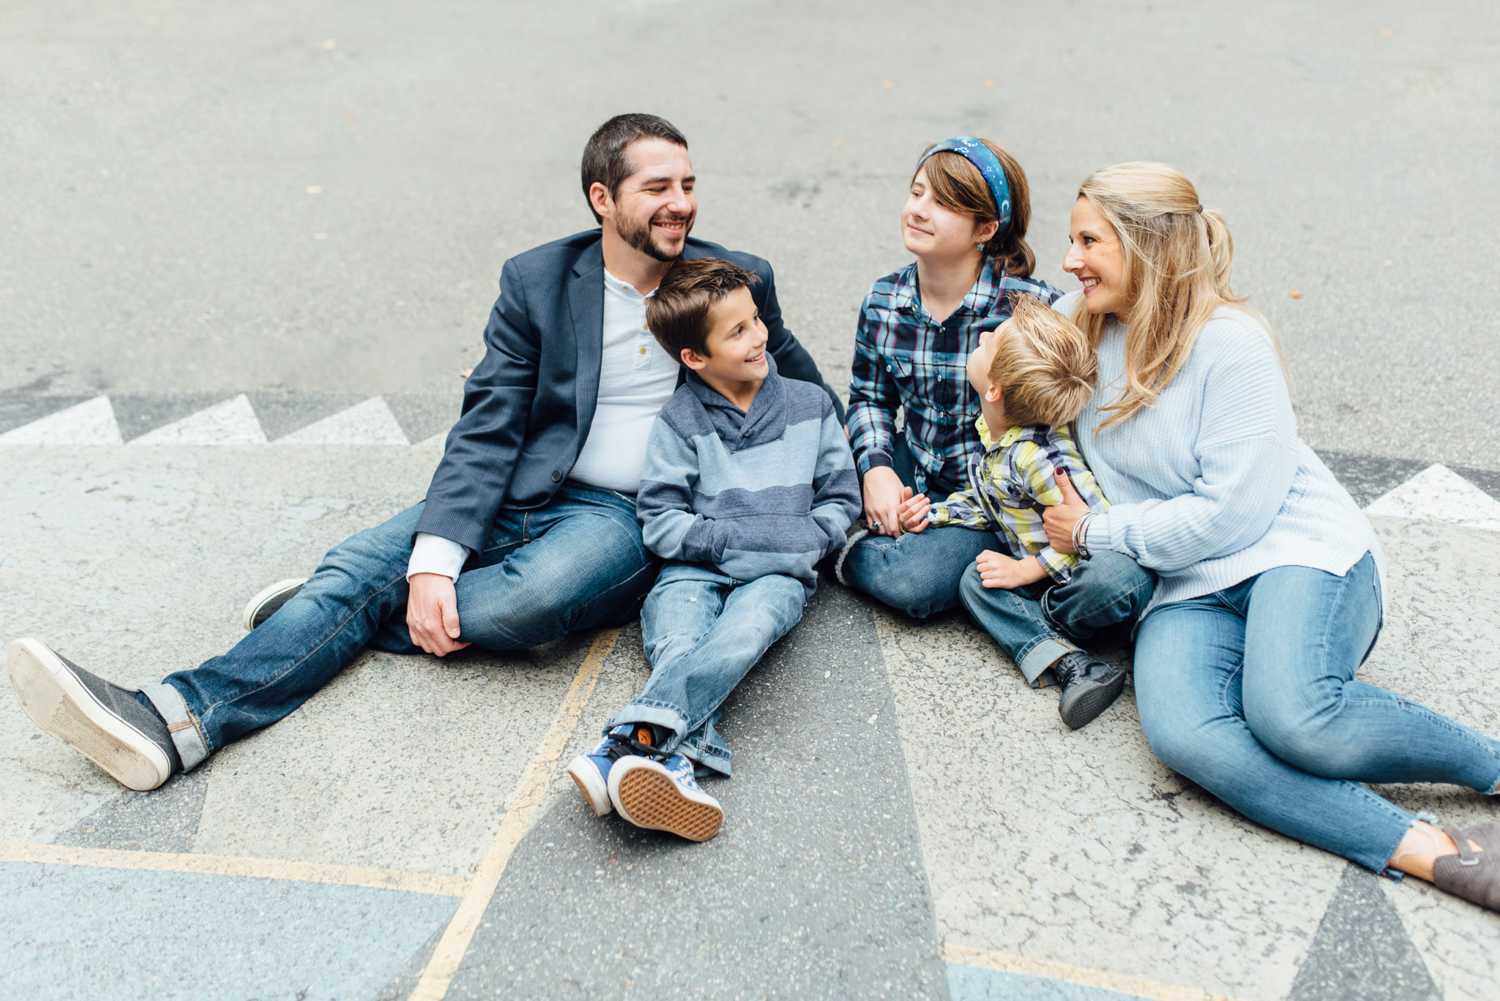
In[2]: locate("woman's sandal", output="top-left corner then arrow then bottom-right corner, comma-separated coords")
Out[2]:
1432,823 -> 1500,912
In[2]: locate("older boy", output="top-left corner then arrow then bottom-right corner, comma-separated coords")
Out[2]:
897,295 -> 1152,729
566,259 -> 860,841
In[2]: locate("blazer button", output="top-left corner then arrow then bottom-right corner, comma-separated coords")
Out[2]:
551,470 -> 562,483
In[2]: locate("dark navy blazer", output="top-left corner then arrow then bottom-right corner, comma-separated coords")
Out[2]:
413,230 -> 840,553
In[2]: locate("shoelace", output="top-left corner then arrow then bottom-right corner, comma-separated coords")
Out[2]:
1054,654 -> 1087,688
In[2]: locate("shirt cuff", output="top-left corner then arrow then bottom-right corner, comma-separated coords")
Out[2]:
407,533 -> 469,581
1036,547 -> 1076,584
857,450 -> 893,476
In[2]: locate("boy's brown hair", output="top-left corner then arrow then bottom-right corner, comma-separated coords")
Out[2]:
646,258 -> 759,360
991,294 -> 1097,427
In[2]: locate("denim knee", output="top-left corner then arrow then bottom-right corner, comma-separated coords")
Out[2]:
850,545 -> 950,619
957,564 -> 986,611
1046,552 -> 1154,631
1242,695 -> 1355,777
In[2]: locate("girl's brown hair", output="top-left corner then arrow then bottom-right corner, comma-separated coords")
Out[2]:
914,139 -> 1036,277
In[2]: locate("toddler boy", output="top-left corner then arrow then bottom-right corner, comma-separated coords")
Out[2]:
898,294 -> 1132,729
566,258 -> 861,840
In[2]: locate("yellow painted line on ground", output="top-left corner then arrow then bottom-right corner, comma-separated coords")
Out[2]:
943,942 -> 1237,1001
0,841 -> 466,897
409,627 -> 619,1001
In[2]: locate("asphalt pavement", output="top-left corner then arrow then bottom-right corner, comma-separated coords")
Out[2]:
2,2 -> 1498,999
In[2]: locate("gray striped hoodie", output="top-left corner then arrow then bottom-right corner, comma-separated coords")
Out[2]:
637,357 -> 862,593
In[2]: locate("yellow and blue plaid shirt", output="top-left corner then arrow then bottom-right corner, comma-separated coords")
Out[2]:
928,417 -> 1109,583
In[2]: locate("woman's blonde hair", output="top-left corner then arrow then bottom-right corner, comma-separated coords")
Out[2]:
1072,162 -> 1249,428
916,139 -> 1036,277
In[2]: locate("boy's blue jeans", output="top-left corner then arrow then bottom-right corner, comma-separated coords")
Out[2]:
958,552 -> 1156,685
142,483 -> 655,770
612,565 -> 807,777
1133,552 -> 1500,873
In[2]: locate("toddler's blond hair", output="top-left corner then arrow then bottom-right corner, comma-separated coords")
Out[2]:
990,294 -> 1097,428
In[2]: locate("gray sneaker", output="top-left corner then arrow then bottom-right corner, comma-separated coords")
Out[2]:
241,577 -> 306,630
1433,823 -> 1500,913
7,637 -> 180,791
1054,651 -> 1127,730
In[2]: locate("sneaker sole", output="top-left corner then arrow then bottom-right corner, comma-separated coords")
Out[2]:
1059,670 -> 1128,731
241,578 -> 306,631
564,754 -> 613,817
611,764 -> 724,842
6,638 -> 171,791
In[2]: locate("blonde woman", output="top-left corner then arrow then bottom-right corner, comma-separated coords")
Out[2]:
1041,162 -> 1500,911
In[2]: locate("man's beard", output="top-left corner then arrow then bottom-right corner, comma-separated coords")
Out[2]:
618,210 -> 694,262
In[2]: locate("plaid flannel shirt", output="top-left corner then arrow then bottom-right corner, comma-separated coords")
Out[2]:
928,417 -> 1110,583
846,259 -> 1060,494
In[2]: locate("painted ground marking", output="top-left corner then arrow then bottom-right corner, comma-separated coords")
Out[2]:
944,942 -> 1238,1001
0,841 -> 466,897
408,627 -> 619,1001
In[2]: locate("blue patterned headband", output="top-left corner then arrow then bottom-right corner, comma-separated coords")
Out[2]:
920,137 -> 1013,231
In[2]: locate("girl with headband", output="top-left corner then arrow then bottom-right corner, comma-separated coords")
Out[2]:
838,138 -> 1155,652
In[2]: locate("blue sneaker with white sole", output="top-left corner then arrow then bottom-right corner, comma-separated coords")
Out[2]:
565,734 -> 633,817
607,751 -> 724,842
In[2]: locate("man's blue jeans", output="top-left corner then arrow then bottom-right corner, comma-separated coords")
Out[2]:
612,565 -> 807,777
958,552 -> 1156,684
1133,552 -> 1500,873
142,483 -> 654,769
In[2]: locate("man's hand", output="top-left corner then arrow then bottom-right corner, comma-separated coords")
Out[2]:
862,466 -> 909,537
898,492 -> 931,534
1042,471 -> 1090,553
976,551 -> 1049,590
407,573 -> 471,657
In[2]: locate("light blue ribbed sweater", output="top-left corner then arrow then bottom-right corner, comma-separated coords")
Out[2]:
1053,291 -> 1385,617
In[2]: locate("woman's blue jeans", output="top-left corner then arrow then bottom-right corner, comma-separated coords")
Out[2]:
146,484 -> 655,767
1133,551 -> 1500,873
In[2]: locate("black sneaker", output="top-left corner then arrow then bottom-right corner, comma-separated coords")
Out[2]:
1054,651 -> 1127,730
241,578 -> 305,630
7,638 -> 180,790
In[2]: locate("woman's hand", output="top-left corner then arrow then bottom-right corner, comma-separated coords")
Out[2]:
1042,471 -> 1090,553
899,492 -> 931,534
862,466 -> 909,537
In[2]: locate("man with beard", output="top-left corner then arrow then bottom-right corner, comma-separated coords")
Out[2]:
7,113 -> 839,792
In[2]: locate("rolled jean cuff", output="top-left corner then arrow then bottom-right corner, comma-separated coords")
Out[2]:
139,681 -> 210,771
1017,637 -> 1079,688
677,733 -> 732,778
607,701 -> 689,745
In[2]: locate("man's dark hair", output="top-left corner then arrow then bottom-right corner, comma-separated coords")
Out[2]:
646,258 -> 759,360
580,113 -> 689,223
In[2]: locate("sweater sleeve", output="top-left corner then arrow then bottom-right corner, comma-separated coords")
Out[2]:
808,402 -> 863,554
636,417 -> 721,564
1086,329 -> 1298,573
